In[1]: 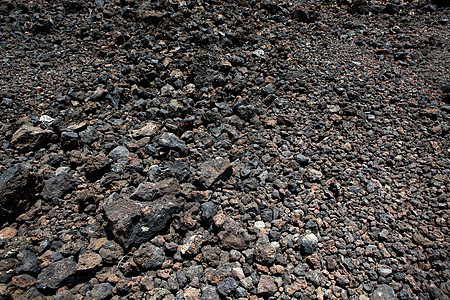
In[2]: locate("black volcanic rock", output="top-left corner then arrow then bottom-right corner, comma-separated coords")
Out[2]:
0,164 -> 42,223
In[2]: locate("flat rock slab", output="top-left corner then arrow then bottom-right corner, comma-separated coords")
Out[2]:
102,192 -> 182,248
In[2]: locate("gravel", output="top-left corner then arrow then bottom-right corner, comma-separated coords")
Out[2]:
0,0 -> 448,299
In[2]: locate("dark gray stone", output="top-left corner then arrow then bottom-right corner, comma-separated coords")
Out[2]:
133,243 -> 165,270
17,250 -> 41,274
295,154 -> 311,166
60,131 -> 79,150
0,164 -> 42,223
36,257 -> 77,291
102,193 -> 182,248
89,87 -> 108,101
201,285 -> 220,300
158,132 -> 188,153
201,202 -> 218,222
304,220 -> 319,234
108,145 -> 129,160
41,173 -> 75,202
20,287 -> 46,300
99,240 -> 123,265
300,233 -> 318,255
216,277 -> 237,296
0,258 -> 17,283
236,286 -> 248,298
91,283 -> 113,300
79,127 -> 99,145
168,160 -> 191,182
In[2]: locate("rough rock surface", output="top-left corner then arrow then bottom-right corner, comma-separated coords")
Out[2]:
0,0 -> 448,299
35,257 -> 76,291
0,164 -> 42,223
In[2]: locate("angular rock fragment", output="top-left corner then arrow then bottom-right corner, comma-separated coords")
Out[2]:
60,131 -> 79,150
0,258 -> 17,283
10,125 -> 54,152
11,274 -> 36,289
89,86 -> 108,101
181,232 -> 206,256
18,287 -> 46,300
77,252 -> 102,271
133,243 -> 165,270
131,178 -> 181,202
79,127 -> 99,145
17,250 -> 40,274
201,285 -> 220,300
131,121 -> 158,138
300,233 -> 318,255
216,277 -> 237,297
0,164 -> 42,223
257,274 -> 277,296
371,284 -> 397,300
184,287 -> 201,300
90,283 -> 113,300
102,193 -> 182,248
158,132 -> 189,153
218,219 -> 249,250
108,145 -> 129,160
84,155 -> 111,181
168,160 -> 191,182
255,234 -> 276,265
98,240 -> 123,265
196,157 -> 232,188
36,257 -> 77,291
41,172 -> 76,202
292,8 -> 319,23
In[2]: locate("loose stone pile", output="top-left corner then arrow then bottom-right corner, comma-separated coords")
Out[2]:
0,0 -> 449,299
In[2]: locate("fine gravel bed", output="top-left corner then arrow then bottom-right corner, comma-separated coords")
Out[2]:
0,0 -> 449,299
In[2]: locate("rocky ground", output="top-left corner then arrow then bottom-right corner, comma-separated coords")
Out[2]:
0,0 -> 449,299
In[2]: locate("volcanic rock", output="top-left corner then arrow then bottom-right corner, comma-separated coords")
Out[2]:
0,164 -> 42,223
102,193 -> 182,248
196,157 -> 232,188
10,125 -> 53,152
41,172 -> 76,202
35,257 -> 77,291
133,243 -> 165,270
